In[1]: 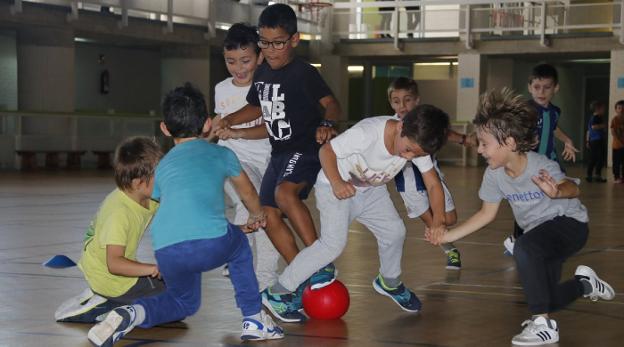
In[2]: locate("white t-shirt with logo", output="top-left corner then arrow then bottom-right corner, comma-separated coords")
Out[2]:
318,116 -> 434,189
215,77 -> 271,165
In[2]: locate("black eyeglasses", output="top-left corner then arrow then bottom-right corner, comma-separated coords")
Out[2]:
257,35 -> 292,50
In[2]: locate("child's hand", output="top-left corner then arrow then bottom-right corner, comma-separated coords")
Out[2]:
148,265 -> 161,279
215,127 -> 242,140
243,211 -> 267,233
464,132 -> 478,147
425,225 -> 449,245
531,169 -> 560,198
316,126 -> 337,144
330,179 -> 355,199
214,117 -> 230,131
562,141 -> 579,162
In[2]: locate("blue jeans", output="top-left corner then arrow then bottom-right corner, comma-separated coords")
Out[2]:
135,224 -> 261,328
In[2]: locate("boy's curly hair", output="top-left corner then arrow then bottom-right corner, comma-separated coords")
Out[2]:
473,88 -> 538,153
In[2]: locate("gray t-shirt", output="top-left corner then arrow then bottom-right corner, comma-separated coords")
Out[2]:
479,152 -> 588,232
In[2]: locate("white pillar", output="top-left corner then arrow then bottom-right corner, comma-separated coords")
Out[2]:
456,53 -> 485,122
608,50 -> 624,167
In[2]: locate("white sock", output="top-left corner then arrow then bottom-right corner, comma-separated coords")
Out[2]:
130,304 -> 146,326
245,312 -> 262,321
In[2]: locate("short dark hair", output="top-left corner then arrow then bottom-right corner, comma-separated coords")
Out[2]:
590,100 -> 606,113
387,77 -> 419,99
114,136 -> 162,191
474,88 -> 538,153
162,82 -> 208,138
224,23 -> 260,54
401,104 -> 449,154
616,100 -> 624,108
528,63 -> 558,85
258,3 -> 297,36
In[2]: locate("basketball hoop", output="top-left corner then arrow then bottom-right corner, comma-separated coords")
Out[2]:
293,1 -> 333,25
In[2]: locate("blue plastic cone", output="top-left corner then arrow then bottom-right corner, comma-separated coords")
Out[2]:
43,255 -> 77,268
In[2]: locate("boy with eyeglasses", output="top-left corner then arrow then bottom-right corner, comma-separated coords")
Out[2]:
215,3 -> 341,322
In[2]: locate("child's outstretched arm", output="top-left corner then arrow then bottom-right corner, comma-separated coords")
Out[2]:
319,143 -> 355,199
531,169 -> 580,199
420,168 -> 446,232
106,245 -> 160,278
230,170 -> 266,232
216,124 -> 268,141
214,104 -> 262,131
448,129 -> 477,147
426,201 -> 500,245
316,95 -> 342,144
554,126 -> 579,162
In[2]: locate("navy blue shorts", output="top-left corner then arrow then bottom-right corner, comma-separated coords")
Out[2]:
260,148 -> 321,208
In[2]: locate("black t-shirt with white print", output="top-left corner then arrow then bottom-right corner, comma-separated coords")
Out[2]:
247,57 -> 333,153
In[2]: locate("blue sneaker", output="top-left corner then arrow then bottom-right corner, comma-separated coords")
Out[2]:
292,279 -> 310,309
372,275 -> 421,313
309,263 -> 337,290
241,310 -> 284,341
87,305 -> 138,346
261,288 -> 306,323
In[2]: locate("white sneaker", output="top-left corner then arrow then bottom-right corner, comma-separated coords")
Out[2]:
503,235 -> 515,256
511,316 -> 559,345
55,288 -> 108,322
241,310 -> 284,341
88,306 -> 138,346
575,265 -> 615,301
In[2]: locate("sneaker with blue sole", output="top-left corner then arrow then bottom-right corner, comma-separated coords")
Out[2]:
372,275 -> 421,313
309,263 -> 337,290
241,310 -> 284,341
261,288 -> 306,323
87,305 -> 138,347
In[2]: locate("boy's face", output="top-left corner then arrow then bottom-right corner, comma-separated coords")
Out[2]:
616,104 -> 624,116
393,129 -> 428,160
476,128 -> 513,169
224,45 -> 260,87
528,77 -> 559,107
389,89 -> 420,119
258,27 -> 298,70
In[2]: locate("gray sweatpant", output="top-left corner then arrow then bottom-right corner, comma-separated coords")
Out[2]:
224,160 -> 280,291
279,182 -> 406,291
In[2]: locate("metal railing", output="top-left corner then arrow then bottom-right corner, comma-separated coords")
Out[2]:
331,0 -> 623,47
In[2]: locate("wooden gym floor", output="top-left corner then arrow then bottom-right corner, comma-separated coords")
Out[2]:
0,165 -> 622,347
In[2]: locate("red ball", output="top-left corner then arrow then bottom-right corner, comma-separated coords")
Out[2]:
302,280 -> 350,320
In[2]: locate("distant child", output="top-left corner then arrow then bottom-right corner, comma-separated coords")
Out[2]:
388,77 -> 475,270
427,88 -> 614,346
215,22 -> 279,290
585,100 -> 607,183
504,63 -> 579,254
55,136 -> 165,323
611,100 -> 624,183
87,83 -> 283,346
262,105 -> 450,321
215,3 -> 341,322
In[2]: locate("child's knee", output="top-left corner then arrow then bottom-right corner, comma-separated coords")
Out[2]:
274,187 -> 299,209
445,210 -> 457,226
319,234 -> 348,258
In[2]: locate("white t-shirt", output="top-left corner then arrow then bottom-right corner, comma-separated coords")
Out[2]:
214,77 -> 271,164
318,116 -> 434,189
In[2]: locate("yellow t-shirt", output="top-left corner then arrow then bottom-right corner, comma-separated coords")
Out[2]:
78,189 -> 158,298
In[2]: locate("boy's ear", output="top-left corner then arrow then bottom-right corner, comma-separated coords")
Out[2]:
415,96 -> 421,105
504,136 -> 517,150
553,83 -> 560,94
290,32 -> 300,48
160,122 -> 172,137
202,117 -> 213,134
